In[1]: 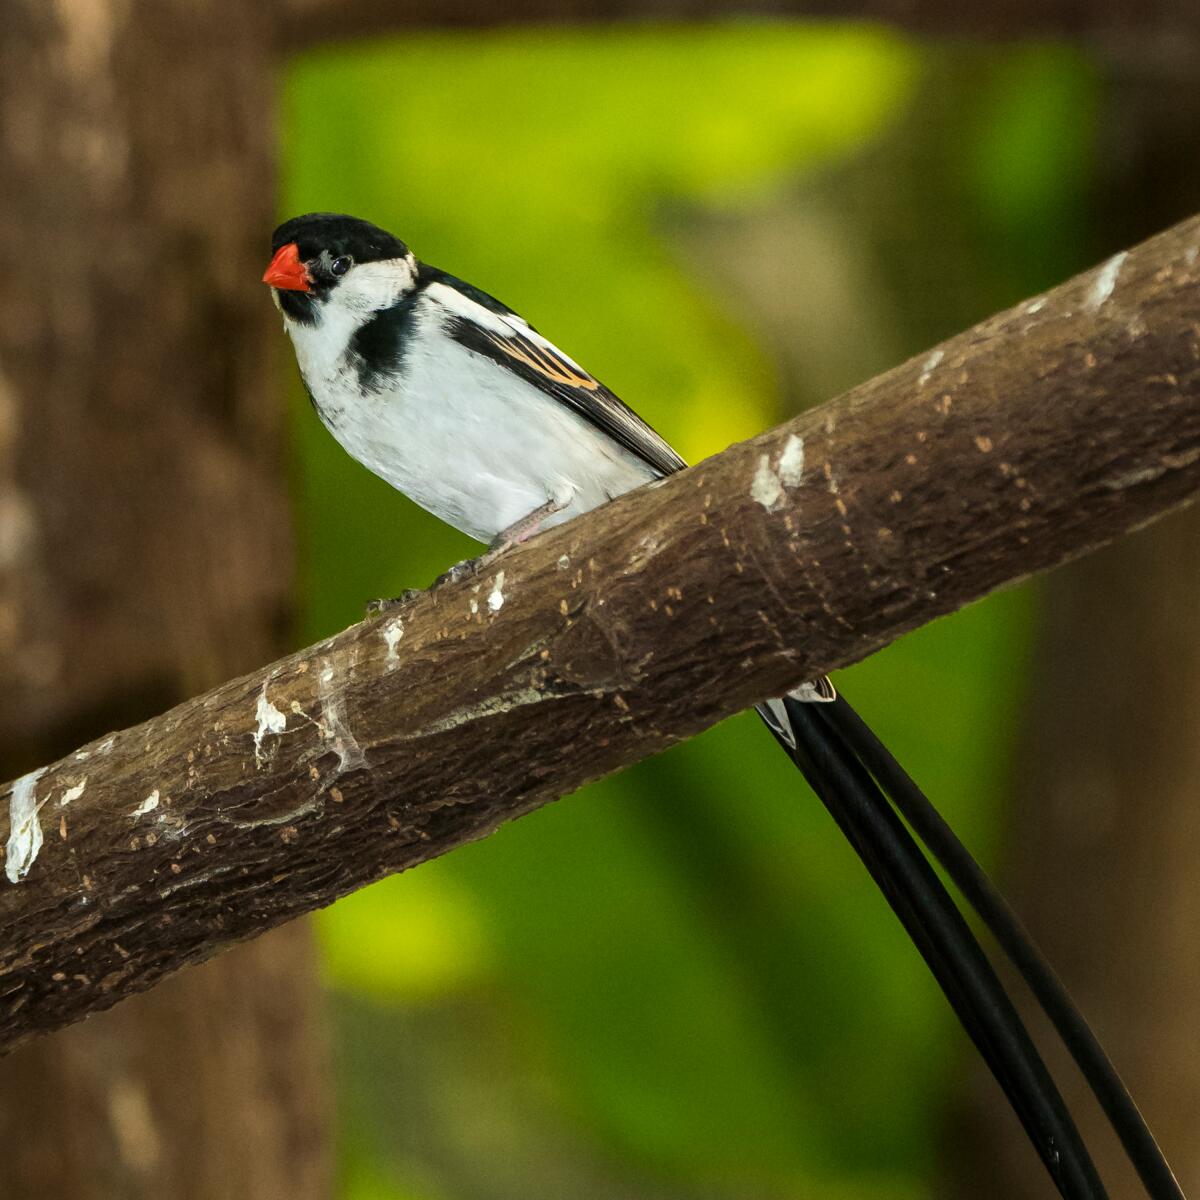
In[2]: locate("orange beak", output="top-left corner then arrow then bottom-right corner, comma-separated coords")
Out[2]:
262,242 -> 310,291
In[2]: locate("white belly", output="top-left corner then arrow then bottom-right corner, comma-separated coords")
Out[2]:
298,321 -> 657,544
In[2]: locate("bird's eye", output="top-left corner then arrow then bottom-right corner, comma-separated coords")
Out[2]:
331,256 -> 352,277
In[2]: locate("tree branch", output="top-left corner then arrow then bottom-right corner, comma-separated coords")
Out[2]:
2,214 -> 1198,1054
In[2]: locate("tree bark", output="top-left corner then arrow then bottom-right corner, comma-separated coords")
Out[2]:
2,211 -> 1197,1053
0,2 -> 329,1196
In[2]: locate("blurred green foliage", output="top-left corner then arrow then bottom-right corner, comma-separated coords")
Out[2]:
279,24 -> 1097,1200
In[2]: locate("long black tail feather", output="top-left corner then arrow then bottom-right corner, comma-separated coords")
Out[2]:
769,696 -> 1106,1199
818,695 -> 1183,1200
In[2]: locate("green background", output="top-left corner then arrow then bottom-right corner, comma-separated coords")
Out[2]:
277,25 -> 1097,1199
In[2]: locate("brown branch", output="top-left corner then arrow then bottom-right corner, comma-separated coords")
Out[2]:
276,0 -> 1200,53
2,213 -> 1199,1054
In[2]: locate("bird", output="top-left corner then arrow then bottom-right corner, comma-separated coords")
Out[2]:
264,212 -> 1181,1200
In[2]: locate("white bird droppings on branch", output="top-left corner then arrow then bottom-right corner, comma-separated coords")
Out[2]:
407,687 -> 567,739
918,348 -> 944,386
318,662 -> 365,774
5,767 -> 48,883
60,780 -> 86,806
752,440 -> 805,512
253,686 -> 288,767
132,790 -> 160,818
382,617 -> 404,664
1087,251 -> 1127,310
488,571 -> 506,613
751,454 -> 785,512
778,435 -> 806,488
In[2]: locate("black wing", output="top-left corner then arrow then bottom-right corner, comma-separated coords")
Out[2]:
424,269 -> 687,479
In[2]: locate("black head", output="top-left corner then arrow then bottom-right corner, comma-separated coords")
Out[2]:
270,213 -> 409,265
264,213 -> 411,322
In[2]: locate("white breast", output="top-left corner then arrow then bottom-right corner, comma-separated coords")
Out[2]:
286,294 -> 657,544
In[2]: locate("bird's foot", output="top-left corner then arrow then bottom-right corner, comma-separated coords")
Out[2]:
430,555 -> 488,590
489,494 -> 568,552
365,589 -> 422,617
364,554 -> 495,616
367,496 -> 569,614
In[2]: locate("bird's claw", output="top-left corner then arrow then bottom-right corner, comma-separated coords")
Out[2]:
364,557 -> 487,617
366,589 -> 421,616
366,548 -> 510,616
431,556 -> 483,590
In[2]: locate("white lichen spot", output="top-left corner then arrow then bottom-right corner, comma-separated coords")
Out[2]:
60,779 -> 86,807
750,454 -> 784,512
488,571 -> 506,613
1025,296 -> 1047,314
469,598 -> 479,615
381,617 -> 404,665
6,767 -> 48,882
778,435 -> 805,488
1086,251 -> 1127,310
253,685 -> 287,767
406,687 -> 563,738
918,348 -> 944,387
318,659 -> 365,774
1103,463 -> 1169,490
132,790 -> 160,818
557,554 -> 571,570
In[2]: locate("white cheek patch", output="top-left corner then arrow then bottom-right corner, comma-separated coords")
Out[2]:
336,257 -> 415,315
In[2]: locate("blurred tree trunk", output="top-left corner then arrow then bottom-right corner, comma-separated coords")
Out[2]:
946,50 -> 1200,1199
947,509 -> 1200,1199
0,3 -> 329,1197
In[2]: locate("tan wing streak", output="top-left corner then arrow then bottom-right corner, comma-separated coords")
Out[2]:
485,331 -> 601,392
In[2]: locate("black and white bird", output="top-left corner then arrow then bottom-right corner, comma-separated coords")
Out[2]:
264,212 -> 1181,1200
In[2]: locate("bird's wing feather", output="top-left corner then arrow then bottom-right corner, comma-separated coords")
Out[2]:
422,276 -> 687,479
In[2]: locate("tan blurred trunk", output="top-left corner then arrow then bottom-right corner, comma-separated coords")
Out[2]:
947,508 -> 1200,1198
0,3 -> 329,1197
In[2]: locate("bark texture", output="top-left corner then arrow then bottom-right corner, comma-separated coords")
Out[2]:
2,212 -> 1198,1053
0,1 -> 328,1195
